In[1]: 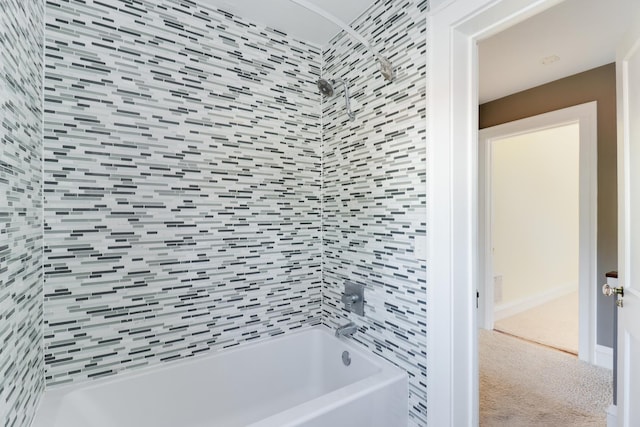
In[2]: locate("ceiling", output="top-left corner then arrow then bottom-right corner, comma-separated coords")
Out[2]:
204,0 -> 636,103
478,0 -> 637,103
203,0 -> 378,46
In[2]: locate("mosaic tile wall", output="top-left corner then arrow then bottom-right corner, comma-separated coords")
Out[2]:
43,0 -> 322,386
321,0 -> 428,425
0,0 -> 45,426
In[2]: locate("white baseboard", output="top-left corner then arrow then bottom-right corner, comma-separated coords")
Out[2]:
607,404 -> 617,427
494,284 -> 576,321
594,345 -> 613,370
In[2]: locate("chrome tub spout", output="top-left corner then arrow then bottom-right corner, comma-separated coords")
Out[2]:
335,321 -> 357,338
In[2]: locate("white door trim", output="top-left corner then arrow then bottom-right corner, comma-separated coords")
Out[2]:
615,12 -> 640,425
477,102 -> 598,365
427,0 -> 567,424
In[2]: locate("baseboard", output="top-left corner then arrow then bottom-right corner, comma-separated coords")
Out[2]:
494,284 -> 576,321
594,345 -> 613,370
606,404 -> 617,427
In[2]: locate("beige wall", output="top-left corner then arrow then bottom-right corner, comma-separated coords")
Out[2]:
492,124 -> 580,305
480,63 -> 617,347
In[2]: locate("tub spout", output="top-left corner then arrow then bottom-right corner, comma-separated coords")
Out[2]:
335,321 -> 358,338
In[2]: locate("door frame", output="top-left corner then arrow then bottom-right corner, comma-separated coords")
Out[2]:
478,102 -> 598,364
427,0 -> 567,425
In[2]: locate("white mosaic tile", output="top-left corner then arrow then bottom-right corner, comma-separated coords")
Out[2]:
43,0 -> 323,386
321,0 -> 428,425
0,1 -> 45,426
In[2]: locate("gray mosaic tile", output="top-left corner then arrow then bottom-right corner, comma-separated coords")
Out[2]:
0,1 -> 45,426
43,0 -> 322,386
321,1 -> 428,425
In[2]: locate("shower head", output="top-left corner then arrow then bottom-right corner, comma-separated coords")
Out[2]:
317,79 -> 334,97
317,78 -> 355,121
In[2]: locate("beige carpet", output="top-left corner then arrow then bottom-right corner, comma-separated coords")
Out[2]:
494,291 -> 579,354
480,329 -> 612,426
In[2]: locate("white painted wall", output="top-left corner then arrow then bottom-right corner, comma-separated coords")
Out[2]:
492,123 -> 580,305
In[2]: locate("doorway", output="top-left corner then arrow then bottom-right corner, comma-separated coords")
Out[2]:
478,102 -> 597,362
490,124 -> 580,353
426,0 -> 631,424
476,104 -> 611,424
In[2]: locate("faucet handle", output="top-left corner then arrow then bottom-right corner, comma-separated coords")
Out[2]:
341,293 -> 359,309
341,283 -> 365,316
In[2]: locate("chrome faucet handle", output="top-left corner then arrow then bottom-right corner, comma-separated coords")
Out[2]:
341,293 -> 359,309
341,283 -> 365,316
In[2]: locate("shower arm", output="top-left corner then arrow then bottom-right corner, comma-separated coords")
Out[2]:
334,79 -> 355,121
287,0 -> 394,81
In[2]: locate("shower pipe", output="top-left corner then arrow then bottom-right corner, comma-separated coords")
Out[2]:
287,0 -> 395,81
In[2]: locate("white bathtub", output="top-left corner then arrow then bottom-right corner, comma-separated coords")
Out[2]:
32,326 -> 408,427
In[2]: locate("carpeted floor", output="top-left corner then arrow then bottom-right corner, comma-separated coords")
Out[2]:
494,291 -> 579,354
480,329 -> 612,426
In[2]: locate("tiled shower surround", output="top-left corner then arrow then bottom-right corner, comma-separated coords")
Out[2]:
0,0 -> 45,425
0,0 -> 428,425
43,0 -> 323,385
322,1 -> 427,425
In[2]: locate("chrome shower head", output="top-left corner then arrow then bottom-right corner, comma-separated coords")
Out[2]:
317,79 -> 334,97
317,78 -> 355,121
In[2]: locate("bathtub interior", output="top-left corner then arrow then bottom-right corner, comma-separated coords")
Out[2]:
33,327 -> 405,427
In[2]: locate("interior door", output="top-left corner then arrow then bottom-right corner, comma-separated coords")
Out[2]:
616,11 -> 640,426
